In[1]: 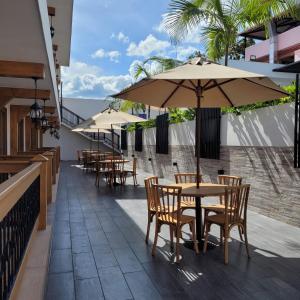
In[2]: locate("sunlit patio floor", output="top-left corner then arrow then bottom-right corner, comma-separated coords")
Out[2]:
45,161 -> 300,300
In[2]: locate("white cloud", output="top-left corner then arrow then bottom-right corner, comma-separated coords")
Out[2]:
175,46 -> 200,60
111,32 -> 130,44
127,34 -> 170,57
91,48 -> 121,63
61,60 -> 132,98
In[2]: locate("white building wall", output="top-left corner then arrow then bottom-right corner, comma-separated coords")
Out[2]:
44,125 -> 92,160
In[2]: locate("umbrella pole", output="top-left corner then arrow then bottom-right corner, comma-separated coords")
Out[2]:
196,81 -> 202,188
97,129 -> 99,151
111,124 -> 115,160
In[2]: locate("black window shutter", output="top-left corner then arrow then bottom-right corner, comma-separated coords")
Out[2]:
121,126 -> 127,150
135,125 -> 143,152
195,108 -> 221,159
156,113 -> 169,154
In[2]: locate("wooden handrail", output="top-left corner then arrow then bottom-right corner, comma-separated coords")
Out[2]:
0,162 -> 41,221
0,161 -> 31,173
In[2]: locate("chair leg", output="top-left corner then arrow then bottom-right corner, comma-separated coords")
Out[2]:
224,229 -> 229,265
145,212 -> 151,244
243,224 -> 250,258
169,226 -> 174,251
151,221 -> 159,257
202,209 -> 209,237
220,227 -> 223,245
133,174 -> 137,185
191,221 -> 199,254
203,222 -> 210,253
175,226 -> 180,263
238,226 -> 244,241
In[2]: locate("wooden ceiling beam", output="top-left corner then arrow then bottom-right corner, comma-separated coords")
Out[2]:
0,60 -> 45,79
10,105 -> 56,116
0,87 -> 50,100
44,106 -> 56,114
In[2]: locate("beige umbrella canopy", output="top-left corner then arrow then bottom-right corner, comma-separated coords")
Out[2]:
74,109 -> 145,155
113,57 -> 288,188
114,58 -> 288,108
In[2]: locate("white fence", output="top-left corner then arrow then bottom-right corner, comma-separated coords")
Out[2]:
128,103 -> 295,148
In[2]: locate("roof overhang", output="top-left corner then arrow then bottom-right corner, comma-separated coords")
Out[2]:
273,60 -> 300,74
239,16 -> 300,40
47,0 -> 73,67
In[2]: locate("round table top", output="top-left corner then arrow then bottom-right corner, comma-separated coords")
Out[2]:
171,182 -> 227,197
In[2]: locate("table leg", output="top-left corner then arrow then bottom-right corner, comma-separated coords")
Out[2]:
195,196 -> 202,243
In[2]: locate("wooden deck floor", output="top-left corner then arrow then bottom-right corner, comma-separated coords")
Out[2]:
45,162 -> 300,300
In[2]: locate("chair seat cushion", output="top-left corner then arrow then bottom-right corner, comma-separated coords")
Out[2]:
202,203 -> 225,213
158,213 -> 194,224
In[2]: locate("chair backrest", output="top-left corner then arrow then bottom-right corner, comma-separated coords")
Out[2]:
174,173 -> 202,184
218,175 -> 242,204
113,160 -> 125,172
153,184 -> 182,223
218,175 -> 242,186
224,184 -> 250,225
144,176 -> 158,212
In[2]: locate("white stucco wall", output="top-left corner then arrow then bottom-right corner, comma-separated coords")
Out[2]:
43,125 -> 93,160
128,103 -> 294,147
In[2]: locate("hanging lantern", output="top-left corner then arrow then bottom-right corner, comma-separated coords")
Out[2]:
54,129 -> 60,140
30,78 -> 43,124
40,99 -> 49,130
50,126 -> 55,136
50,15 -> 55,38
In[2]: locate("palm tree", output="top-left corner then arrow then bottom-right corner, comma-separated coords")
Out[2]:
121,56 -> 183,118
163,0 -> 298,65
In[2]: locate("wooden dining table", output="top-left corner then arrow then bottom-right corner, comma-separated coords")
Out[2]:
171,182 -> 227,247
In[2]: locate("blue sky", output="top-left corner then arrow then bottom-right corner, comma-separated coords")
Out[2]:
62,0 -> 204,99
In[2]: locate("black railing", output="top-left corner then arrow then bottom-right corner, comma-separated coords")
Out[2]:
0,176 -> 40,300
60,105 -> 120,150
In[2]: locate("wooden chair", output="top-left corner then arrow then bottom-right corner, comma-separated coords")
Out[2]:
202,175 -> 242,238
95,160 -> 111,187
107,159 -> 125,185
202,175 -> 242,214
174,173 -> 202,211
124,157 -> 138,185
203,184 -> 251,264
144,176 -> 159,244
152,184 -> 199,262
77,150 -> 83,164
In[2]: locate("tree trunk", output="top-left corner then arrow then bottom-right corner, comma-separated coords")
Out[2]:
148,105 -> 151,119
224,44 -> 229,66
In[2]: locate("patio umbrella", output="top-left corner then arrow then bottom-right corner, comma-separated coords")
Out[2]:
112,57 -> 288,187
74,110 -> 145,157
72,127 -> 110,151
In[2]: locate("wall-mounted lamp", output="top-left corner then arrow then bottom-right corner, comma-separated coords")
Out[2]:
148,158 -> 152,161
173,162 -> 178,166
218,169 -> 225,175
